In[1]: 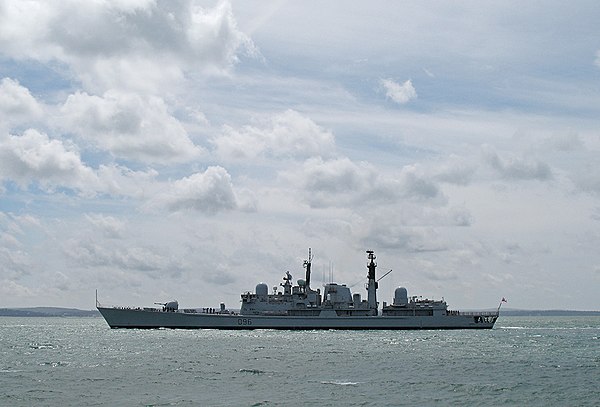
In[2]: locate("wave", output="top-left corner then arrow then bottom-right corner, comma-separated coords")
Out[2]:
321,380 -> 360,386
238,368 -> 266,375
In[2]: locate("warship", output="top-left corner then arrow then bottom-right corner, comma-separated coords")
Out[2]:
97,250 -> 501,330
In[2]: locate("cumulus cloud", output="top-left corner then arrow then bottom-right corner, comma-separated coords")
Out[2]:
95,164 -> 159,198
61,90 -> 203,164
0,78 -> 44,128
0,129 -> 160,197
0,78 -> 42,115
282,157 -> 441,208
0,129 -> 98,192
0,1 -> 257,92
212,110 -> 335,160
380,78 -> 417,104
149,166 -> 240,214
482,145 -> 553,181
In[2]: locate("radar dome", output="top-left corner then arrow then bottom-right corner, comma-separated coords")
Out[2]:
394,287 -> 408,305
255,283 -> 268,297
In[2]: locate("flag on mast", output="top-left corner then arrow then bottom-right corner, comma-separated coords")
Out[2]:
497,297 -> 507,314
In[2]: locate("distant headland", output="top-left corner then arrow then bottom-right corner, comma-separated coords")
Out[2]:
0,307 -> 100,317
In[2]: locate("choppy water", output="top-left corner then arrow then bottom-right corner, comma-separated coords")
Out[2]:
1,316 -> 598,406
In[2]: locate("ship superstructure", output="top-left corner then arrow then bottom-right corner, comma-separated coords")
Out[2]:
97,249 -> 500,329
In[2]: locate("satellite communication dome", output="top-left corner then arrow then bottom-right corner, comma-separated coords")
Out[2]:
394,287 -> 408,305
255,283 -> 268,297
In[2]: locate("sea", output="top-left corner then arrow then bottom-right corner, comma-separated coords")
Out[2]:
1,316 -> 598,407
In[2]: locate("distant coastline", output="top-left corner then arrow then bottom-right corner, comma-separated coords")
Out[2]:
0,307 -> 100,317
0,307 -> 598,318
499,309 -> 600,317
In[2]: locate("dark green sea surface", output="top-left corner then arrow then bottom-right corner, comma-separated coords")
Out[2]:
1,316 -> 598,406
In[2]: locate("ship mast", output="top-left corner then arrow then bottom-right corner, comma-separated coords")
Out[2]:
366,250 -> 378,315
304,248 -> 313,291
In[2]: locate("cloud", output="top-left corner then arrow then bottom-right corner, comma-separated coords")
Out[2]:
359,219 -> 448,253
545,132 -> 583,152
0,1 -> 257,92
0,78 -> 44,129
0,212 -> 39,279
571,164 -> 600,195
380,78 -> 417,104
433,155 -> 477,185
0,247 -> 31,279
95,164 -> 158,198
482,145 -> 553,181
64,238 -> 183,277
595,50 -> 600,68
283,157 -> 441,208
291,157 -> 372,208
0,129 -> 160,197
61,90 -> 203,164
0,129 -> 98,192
149,166 -> 239,213
0,279 -> 34,299
85,214 -> 126,239
212,109 -> 335,160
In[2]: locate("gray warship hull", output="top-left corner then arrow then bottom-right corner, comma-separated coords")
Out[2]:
97,306 -> 498,330
97,249 -> 501,330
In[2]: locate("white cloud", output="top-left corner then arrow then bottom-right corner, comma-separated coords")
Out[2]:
95,164 -> 159,198
212,109 -> 335,160
0,1 -> 257,93
0,129 -> 160,197
0,78 -> 44,128
149,166 -> 239,214
380,78 -> 417,104
61,90 -> 203,164
0,129 -> 97,192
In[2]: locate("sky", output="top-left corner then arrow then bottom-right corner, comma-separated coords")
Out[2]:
1,1 -> 599,311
